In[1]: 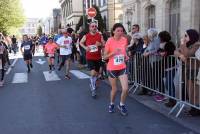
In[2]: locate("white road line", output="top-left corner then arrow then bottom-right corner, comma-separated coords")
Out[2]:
6,58 -> 18,75
12,73 -> 28,83
70,70 -> 90,79
43,71 -> 61,81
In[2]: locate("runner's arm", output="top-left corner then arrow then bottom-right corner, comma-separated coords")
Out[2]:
20,44 -> 24,54
80,35 -> 89,51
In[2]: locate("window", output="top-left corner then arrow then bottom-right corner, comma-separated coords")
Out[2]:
169,0 -> 180,44
93,0 -> 96,6
103,0 -> 106,6
147,5 -> 155,28
199,1 -> 200,33
98,0 -> 101,7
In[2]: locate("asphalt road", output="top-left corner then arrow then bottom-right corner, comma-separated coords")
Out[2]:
0,55 -> 198,134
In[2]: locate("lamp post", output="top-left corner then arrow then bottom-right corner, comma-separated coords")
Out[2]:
48,19 -> 51,34
43,24 -> 46,34
126,9 -> 133,33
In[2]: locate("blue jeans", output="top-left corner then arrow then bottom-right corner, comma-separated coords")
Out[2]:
165,68 -> 176,97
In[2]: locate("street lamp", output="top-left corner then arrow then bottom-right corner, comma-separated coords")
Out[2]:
48,19 -> 51,34
126,9 -> 133,32
43,24 -> 46,34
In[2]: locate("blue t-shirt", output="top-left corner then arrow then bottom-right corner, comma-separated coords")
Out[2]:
40,36 -> 48,45
54,34 -> 63,42
21,41 -> 33,54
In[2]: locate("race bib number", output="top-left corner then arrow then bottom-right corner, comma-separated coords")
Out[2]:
48,54 -> 54,57
90,45 -> 98,52
64,40 -> 69,45
114,55 -> 124,65
24,45 -> 30,50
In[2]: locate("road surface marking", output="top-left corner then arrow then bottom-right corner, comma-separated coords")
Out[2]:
70,70 -> 90,79
12,73 -> 28,83
6,58 -> 18,75
43,71 -> 61,81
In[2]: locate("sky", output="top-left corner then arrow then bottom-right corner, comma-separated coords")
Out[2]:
21,0 -> 60,18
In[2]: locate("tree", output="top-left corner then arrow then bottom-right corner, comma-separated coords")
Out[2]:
0,0 -> 25,34
76,16 -> 89,32
76,5 -> 106,33
93,5 -> 106,32
37,26 -> 43,36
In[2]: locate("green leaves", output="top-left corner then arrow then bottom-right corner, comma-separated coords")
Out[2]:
0,0 -> 25,34
37,25 -> 43,36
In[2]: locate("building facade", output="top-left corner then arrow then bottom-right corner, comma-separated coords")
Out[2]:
53,8 -> 62,33
60,0 -> 123,31
19,18 -> 39,36
88,0 -> 123,31
122,0 -> 200,44
60,0 -> 83,30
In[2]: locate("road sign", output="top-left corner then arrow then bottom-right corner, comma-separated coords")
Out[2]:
87,7 -> 97,18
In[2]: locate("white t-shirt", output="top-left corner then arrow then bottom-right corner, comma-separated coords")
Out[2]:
56,36 -> 72,55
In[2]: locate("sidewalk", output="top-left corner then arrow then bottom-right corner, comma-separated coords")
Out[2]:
80,68 -> 200,134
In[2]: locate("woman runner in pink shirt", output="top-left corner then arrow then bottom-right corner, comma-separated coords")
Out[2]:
104,23 -> 129,116
44,37 -> 59,73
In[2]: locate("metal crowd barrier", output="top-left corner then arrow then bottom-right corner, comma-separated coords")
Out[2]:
128,53 -> 200,117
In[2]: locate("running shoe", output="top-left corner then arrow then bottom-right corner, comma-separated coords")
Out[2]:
109,104 -> 115,113
117,105 -> 128,116
65,75 -> 71,80
91,90 -> 97,98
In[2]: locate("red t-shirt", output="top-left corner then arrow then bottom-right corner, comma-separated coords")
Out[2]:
85,32 -> 102,60
105,37 -> 128,71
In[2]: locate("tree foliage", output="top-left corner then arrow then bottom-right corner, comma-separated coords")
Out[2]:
0,0 -> 25,34
76,5 -> 106,33
37,25 -> 43,36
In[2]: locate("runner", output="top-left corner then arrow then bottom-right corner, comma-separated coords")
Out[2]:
44,37 -> 59,73
104,23 -> 129,116
56,28 -> 72,79
80,22 -> 104,98
54,29 -> 63,64
20,35 -> 34,73
0,35 -> 7,86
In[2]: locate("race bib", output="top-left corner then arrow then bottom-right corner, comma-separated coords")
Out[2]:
114,55 -> 124,65
64,40 -> 69,45
24,45 -> 30,50
90,45 -> 98,52
48,54 -> 54,57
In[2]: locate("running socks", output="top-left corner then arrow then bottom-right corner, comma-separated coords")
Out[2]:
49,65 -> 52,70
27,64 -> 30,72
90,76 -> 97,90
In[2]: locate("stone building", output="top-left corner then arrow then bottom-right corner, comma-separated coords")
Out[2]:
59,0 -> 123,31
122,0 -> 200,44
59,0 -> 83,29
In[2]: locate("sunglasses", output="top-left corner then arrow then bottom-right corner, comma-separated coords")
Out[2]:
91,25 -> 97,28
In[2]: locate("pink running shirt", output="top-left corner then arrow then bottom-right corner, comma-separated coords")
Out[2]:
105,37 -> 128,71
45,43 -> 58,54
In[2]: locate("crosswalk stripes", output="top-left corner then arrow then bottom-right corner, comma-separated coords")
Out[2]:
43,71 -> 61,81
70,70 -> 90,79
11,70 -> 90,84
12,73 -> 28,83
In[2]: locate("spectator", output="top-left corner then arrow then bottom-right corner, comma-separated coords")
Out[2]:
143,28 -> 164,101
174,29 -> 200,116
158,31 -> 176,107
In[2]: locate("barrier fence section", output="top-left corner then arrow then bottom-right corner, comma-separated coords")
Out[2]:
128,53 -> 200,117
